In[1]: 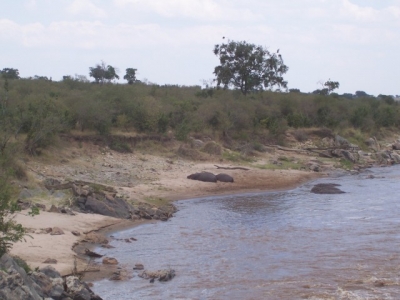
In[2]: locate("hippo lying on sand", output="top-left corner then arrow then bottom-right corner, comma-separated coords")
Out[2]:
216,173 -> 234,183
187,172 -> 217,182
187,172 -> 234,183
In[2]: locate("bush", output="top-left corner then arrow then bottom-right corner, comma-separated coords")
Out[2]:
0,173 -> 26,256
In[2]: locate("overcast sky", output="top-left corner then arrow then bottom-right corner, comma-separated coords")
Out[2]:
0,0 -> 399,95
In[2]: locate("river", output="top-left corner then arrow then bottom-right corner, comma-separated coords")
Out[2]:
92,166 -> 400,300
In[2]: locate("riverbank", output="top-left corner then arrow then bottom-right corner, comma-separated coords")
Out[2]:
10,130 -> 399,281
10,164 -> 321,278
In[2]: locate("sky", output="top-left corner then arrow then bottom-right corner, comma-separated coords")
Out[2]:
0,0 -> 399,96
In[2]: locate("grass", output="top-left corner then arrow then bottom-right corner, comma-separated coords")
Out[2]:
336,158 -> 354,170
222,151 -> 255,163
255,160 -> 305,171
143,196 -> 169,206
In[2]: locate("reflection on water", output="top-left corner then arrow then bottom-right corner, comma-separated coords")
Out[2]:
93,166 -> 400,299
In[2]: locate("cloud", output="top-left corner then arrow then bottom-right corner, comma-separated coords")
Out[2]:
113,0 -> 261,21
340,0 -> 379,21
67,0 -> 107,18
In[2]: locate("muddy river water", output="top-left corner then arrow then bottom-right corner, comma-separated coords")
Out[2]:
93,166 -> 400,299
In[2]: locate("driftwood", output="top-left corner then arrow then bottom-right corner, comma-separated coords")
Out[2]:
214,165 -> 249,171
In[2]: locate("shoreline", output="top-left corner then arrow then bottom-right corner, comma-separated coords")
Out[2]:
80,169 -> 324,281
10,167 -> 325,280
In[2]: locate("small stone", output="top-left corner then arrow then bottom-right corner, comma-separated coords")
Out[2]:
48,205 -> 60,213
102,257 -> 118,265
133,264 -> 144,270
43,258 -> 58,264
50,227 -> 64,235
71,231 -> 81,236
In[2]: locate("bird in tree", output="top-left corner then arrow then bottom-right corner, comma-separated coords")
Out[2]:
89,61 -> 119,84
123,68 -> 137,84
213,40 -> 288,95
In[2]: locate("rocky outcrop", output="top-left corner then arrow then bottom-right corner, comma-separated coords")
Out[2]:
139,268 -> 175,283
0,254 -> 102,300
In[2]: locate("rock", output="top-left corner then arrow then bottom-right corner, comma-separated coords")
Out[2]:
100,244 -> 115,249
365,137 -> 380,151
335,135 -> 351,148
50,227 -> 64,235
34,203 -> 46,211
42,227 -> 52,234
71,231 -> 81,236
133,264 -> 144,270
308,164 -> 320,172
216,173 -> 234,183
48,205 -> 60,213
17,199 -> 31,210
0,254 -> 43,300
102,257 -> 118,265
311,183 -> 345,194
60,207 -> 75,215
342,150 -> 357,163
65,276 -> 91,300
85,233 -> 108,245
18,188 -> 34,200
84,249 -> 103,258
392,143 -> 400,150
139,269 -> 175,282
84,195 -> 133,219
190,137 -> 204,148
42,258 -> 57,264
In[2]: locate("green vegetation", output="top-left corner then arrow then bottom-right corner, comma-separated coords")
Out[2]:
0,76 -> 398,157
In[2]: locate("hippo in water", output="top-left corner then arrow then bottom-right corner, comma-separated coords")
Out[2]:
187,172 -> 217,183
216,173 -> 234,183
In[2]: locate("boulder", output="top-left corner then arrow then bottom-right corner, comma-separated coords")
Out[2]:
84,196 -> 133,219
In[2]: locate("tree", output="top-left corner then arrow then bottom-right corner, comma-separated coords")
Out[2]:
324,80 -> 339,94
313,79 -> 339,95
89,61 -> 119,84
213,40 -> 288,95
123,68 -> 137,84
0,68 -> 20,80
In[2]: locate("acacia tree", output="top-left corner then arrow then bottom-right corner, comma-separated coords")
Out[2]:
313,79 -> 340,95
123,68 -> 137,84
213,40 -> 288,95
89,61 -> 119,84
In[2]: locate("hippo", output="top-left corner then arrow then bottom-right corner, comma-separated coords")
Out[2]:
216,173 -> 234,183
187,172 -> 217,183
